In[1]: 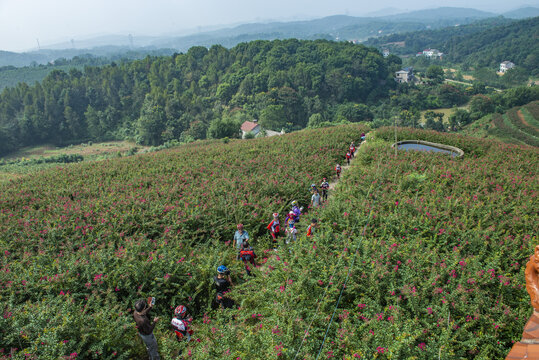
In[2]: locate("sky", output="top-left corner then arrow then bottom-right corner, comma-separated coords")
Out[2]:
0,0 -> 536,52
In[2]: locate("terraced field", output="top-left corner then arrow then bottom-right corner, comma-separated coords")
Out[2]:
462,101 -> 539,146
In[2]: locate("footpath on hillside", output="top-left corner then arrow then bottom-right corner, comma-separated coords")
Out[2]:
327,136 -> 365,193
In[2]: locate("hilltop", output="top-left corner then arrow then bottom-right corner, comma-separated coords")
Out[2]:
0,124 -> 537,358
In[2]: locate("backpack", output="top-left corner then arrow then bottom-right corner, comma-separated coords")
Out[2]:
240,248 -> 255,261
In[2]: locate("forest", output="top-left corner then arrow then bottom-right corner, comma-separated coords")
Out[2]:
1,36 -> 538,158
365,16 -> 539,74
0,39 -> 398,156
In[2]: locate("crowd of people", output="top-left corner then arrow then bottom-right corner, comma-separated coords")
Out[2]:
133,137 -> 363,359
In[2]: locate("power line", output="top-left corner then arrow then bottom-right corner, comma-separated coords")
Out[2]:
314,161 -> 384,360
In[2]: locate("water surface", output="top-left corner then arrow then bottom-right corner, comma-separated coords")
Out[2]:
398,143 -> 458,157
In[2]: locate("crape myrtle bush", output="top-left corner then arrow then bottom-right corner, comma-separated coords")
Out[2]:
0,124 -> 367,359
179,132 -> 537,359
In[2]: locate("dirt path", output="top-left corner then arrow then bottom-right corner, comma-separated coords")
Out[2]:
517,110 -> 531,127
327,137 -> 365,192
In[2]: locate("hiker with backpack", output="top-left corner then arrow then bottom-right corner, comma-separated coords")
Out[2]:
335,164 -> 342,178
306,218 -> 318,237
291,200 -> 302,222
267,213 -> 280,247
345,150 -> 351,165
214,265 -> 234,309
349,142 -> 356,158
238,241 -> 257,276
320,178 -> 329,202
286,220 -> 298,244
171,305 -> 193,342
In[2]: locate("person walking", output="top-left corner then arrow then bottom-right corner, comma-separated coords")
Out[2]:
214,265 -> 234,309
311,189 -> 321,208
291,200 -> 302,222
171,305 -> 193,342
345,150 -> 351,165
306,218 -> 318,237
233,224 -> 249,250
335,164 -> 341,178
238,241 -> 257,276
133,298 -> 160,360
267,213 -> 280,248
320,178 -> 329,202
349,142 -> 356,158
285,220 -> 298,244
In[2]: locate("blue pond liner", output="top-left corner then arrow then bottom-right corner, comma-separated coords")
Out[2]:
397,142 -> 459,157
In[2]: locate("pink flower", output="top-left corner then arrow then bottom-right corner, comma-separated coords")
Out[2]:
418,342 -> 426,350
357,304 -> 366,309
376,347 -> 386,354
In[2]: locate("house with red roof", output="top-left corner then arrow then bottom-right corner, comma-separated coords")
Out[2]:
240,120 -> 261,138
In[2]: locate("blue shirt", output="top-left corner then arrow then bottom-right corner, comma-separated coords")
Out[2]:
234,230 -> 249,249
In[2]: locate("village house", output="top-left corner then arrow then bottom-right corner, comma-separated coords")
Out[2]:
240,120 -> 260,139
395,67 -> 414,83
382,49 -> 390,57
499,61 -> 515,73
416,48 -> 443,59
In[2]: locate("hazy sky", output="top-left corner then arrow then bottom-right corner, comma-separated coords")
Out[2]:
0,0 -> 536,52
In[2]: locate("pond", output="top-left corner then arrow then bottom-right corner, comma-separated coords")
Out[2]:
393,140 -> 464,157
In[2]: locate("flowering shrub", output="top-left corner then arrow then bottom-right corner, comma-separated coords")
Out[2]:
0,124 -> 366,359
180,129 -> 537,359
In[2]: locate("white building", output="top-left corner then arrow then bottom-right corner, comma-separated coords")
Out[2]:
395,67 -> 414,83
421,48 -> 443,59
500,61 -> 515,73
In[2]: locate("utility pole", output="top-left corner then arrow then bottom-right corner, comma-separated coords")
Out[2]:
394,115 -> 398,156
36,38 -> 41,51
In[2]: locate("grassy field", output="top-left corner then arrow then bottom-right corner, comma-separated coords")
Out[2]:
419,106 -> 468,124
3,140 -> 141,160
0,141 -> 146,185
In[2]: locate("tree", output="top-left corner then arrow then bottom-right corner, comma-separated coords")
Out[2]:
207,116 -> 240,139
400,109 -> 420,128
469,94 -> 495,120
335,103 -> 373,123
307,113 -> 324,128
426,65 -> 444,84
448,108 -> 471,130
136,95 -> 166,146
260,105 -> 286,131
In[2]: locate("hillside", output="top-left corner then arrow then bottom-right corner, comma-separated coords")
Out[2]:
365,16 -> 539,72
0,39 -> 391,157
461,100 -> 539,146
0,125 -> 537,359
0,124 -> 366,358
443,16 -> 539,69
364,17 -> 514,55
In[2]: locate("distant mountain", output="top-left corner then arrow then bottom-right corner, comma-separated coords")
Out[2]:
502,7 -> 539,19
364,7 -> 405,17
0,47 -> 176,68
42,34 -> 159,50
149,8 -> 499,51
0,50 -> 49,67
0,6 -> 531,69
380,7 -> 496,21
